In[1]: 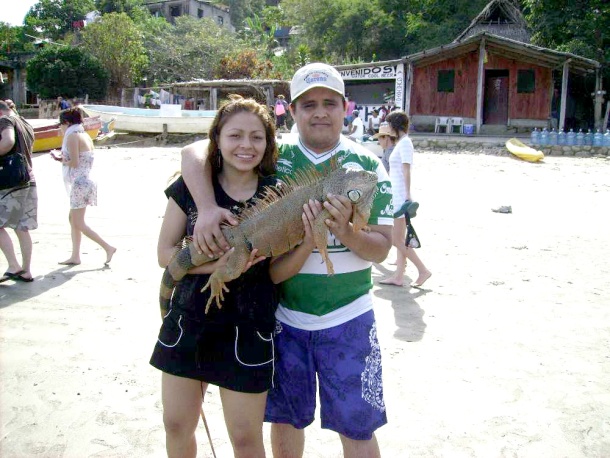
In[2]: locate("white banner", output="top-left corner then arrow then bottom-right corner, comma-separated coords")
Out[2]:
339,64 -> 399,80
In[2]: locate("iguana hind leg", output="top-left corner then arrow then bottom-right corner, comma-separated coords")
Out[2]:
201,245 -> 251,313
312,214 -> 334,275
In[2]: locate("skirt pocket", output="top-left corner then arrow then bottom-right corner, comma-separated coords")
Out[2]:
157,312 -> 184,348
234,327 -> 274,367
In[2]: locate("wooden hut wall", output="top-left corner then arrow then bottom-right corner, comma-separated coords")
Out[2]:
410,51 -> 552,121
485,53 -> 552,120
410,53 -> 479,118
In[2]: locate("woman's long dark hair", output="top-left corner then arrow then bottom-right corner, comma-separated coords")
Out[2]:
207,95 -> 278,176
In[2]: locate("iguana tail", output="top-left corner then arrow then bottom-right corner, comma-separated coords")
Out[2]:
159,241 -> 215,319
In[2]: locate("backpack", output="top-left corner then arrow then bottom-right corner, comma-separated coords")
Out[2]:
275,101 -> 286,116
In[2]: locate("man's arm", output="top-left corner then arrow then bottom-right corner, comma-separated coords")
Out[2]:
181,140 -> 237,257
0,126 -> 15,155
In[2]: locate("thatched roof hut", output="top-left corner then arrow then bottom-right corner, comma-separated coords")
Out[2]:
454,0 -> 530,44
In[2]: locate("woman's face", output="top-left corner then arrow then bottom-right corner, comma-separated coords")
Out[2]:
378,135 -> 393,149
217,111 -> 267,173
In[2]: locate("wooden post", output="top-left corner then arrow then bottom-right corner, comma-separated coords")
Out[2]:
475,38 -> 486,133
211,88 -> 217,110
593,67 -> 604,131
404,61 -> 413,116
559,60 -> 569,132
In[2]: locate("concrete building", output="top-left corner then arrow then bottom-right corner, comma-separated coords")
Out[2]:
143,0 -> 233,31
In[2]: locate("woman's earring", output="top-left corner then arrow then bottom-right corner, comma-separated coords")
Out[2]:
217,152 -> 223,170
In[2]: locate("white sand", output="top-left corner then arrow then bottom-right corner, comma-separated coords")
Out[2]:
1,144 -> 609,457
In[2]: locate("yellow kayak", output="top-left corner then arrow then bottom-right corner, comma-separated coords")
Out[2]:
505,138 -> 544,162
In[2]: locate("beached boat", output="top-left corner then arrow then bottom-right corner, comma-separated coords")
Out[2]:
81,104 -> 216,134
30,117 -> 103,153
505,138 -> 544,162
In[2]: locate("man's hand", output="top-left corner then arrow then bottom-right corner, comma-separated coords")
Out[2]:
301,199 -> 323,249
193,206 -> 238,258
322,193 -> 354,238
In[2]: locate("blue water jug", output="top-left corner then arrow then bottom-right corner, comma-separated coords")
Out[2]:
575,129 -> 584,146
540,128 -> 549,145
531,128 -> 540,145
593,129 -> 603,147
566,129 -> 576,146
604,130 -> 610,147
549,128 -> 558,145
557,129 -> 566,145
584,129 -> 593,146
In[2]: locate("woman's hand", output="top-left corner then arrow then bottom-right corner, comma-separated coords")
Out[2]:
242,248 -> 266,273
49,150 -> 62,162
193,206 -> 238,258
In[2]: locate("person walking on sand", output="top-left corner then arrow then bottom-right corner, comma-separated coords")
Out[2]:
150,96 -> 281,458
0,101 -> 37,283
380,110 -> 431,288
50,108 -> 116,265
181,63 -> 393,458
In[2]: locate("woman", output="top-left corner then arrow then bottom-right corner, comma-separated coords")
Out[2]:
368,109 -> 381,135
374,122 -> 396,172
50,108 -> 116,265
150,96 -> 279,458
380,110 -> 431,288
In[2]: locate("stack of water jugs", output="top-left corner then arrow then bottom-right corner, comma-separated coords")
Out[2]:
531,127 -> 610,147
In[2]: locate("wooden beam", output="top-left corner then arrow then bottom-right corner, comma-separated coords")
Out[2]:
559,60 -> 569,131
476,38 -> 486,133
404,62 -> 413,116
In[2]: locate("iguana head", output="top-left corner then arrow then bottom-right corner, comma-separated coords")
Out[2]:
325,167 -> 378,231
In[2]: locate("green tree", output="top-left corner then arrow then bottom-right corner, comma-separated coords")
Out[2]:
523,0 -> 610,78
96,0 -> 150,22
25,46 -> 108,99
0,24 -> 36,57
220,0 -> 267,31
24,0 -> 96,41
80,12 -> 148,96
142,16 -> 240,85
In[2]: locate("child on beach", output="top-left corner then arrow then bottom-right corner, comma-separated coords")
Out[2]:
149,96 -> 279,458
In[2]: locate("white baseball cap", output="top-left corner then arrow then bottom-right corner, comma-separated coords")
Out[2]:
290,63 -> 345,101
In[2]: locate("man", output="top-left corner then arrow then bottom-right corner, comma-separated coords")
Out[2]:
348,109 -> 365,141
57,96 -> 70,111
0,101 -> 37,283
181,63 -> 393,457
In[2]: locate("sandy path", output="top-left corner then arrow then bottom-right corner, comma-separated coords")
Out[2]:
1,145 -> 609,457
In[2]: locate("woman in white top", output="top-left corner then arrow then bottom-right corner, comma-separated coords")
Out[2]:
368,109 -> 381,135
380,111 -> 431,287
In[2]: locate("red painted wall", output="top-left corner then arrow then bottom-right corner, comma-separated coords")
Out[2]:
411,51 -> 552,121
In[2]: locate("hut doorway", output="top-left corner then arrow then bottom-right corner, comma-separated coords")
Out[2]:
483,69 -> 509,124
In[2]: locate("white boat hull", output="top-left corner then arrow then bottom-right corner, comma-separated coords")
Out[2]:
81,104 -> 216,134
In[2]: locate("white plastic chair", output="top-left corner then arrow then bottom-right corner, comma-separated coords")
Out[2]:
450,117 -> 464,134
434,117 -> 451,133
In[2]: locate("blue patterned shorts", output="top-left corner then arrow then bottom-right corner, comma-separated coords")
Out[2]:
264,310 -> 387,440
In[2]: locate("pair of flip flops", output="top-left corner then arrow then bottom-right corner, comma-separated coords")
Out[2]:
0,270 -> 34,283
393,200 -> 419,219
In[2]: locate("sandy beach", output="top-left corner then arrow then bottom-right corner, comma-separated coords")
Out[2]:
1,139 -> 609,457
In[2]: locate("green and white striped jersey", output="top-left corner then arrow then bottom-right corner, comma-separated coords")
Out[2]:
275,134 -> 393,330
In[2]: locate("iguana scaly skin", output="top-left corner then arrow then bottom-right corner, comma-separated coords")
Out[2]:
159,163 -> 379,316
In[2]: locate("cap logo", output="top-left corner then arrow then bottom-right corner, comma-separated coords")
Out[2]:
304,71 -> 330,84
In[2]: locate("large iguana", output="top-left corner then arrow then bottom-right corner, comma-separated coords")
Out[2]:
159,162 -> 379,316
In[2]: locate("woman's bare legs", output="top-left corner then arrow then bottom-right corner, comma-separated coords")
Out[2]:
406,248 -> 431,287
59,208 -> 116,265
0,228 -> 21,273
380,218 -> 408,286
162,373 -> 205,458
381,217 -> 431,287
220,387 -> 267,458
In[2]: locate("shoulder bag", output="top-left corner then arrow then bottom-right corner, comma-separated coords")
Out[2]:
0,152 -> 31,190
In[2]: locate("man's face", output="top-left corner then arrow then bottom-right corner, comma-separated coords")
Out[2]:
290,87 -> 347,154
